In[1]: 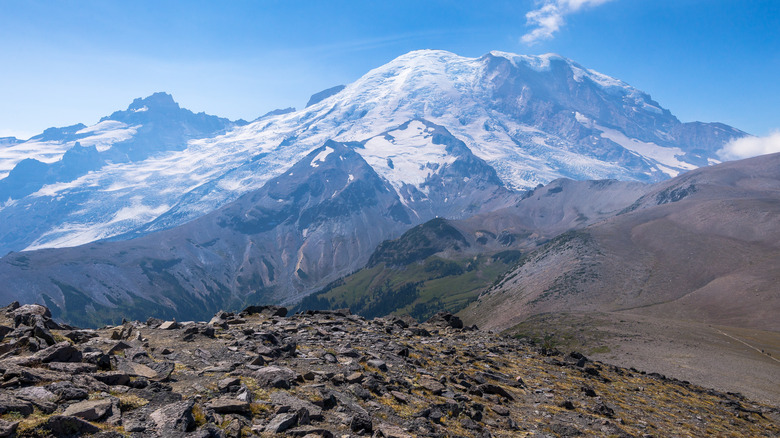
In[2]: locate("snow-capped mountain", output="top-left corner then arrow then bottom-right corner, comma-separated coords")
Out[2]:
0,133 -> 513,325
0,50 -> 745,256
0,137 -> 22,148
0,93 -> 244,254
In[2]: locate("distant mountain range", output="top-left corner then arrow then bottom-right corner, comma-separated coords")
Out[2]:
0,50 -> 746,256
0,50 -> 752,326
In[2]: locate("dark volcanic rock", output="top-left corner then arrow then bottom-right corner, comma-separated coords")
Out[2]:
241,305 -> 288,317
265,412 -> 298,433
150,399 -> 195,433
426,312 -> 464,329
42,415 -> 102,436
62,398 -> 113,421
93,371 -> 131,386
252,366 -> 298,389
0,419 -> 18,437
31,341 -> 82,363
207,397 -> 250,414
0,394 -> 33,416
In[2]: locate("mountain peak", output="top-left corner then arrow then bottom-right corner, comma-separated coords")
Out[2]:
127,91 -> 180,112
382,49 -> 463,68
486,50 -> 566,69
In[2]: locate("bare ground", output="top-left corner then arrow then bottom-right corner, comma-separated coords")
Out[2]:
505,311 -> 780,407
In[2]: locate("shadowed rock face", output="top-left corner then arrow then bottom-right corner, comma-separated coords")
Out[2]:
0,302 -> 776,437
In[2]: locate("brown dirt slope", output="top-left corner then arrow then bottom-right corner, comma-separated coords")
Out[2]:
461,153 -> 780,406
463,152 -> 780,331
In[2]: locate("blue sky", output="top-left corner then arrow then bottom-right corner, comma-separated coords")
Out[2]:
1,0 -> 778,140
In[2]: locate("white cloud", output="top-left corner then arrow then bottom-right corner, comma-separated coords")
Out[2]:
717,131 -> 780,161
521,0 -> 615,45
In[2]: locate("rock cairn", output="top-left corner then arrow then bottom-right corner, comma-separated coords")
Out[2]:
0,302 -> 777,437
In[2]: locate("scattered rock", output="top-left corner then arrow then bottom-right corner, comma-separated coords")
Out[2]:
159,320 -> 180,330
265,412 -> 298,433
253,366 -> 297,389
42,415 -> 102,436
14,386 -> 57,403
419,378 -> 446,395
0,394 -> 33,416
390,391 -> 408,404
0,419 -> 18,437
106,340 -> 132,355
491,405 -> 510,416
285,425 -> 335,437
115,358 -> 158,379
208,397 -> 251,414
148,361 -> 176,381
367,359 -> 388,371
218,377 -> 241,392
0,302 -> 773,438
150,399 -> 195,432
46,362 -> 98,374
30,341 -> 82,363
550,422 -> 582,436
62,398 -> 113,421
242,305 -> 288,317
425,312 -> 464,329
271,392 -> 324,420
350,412 -> 373,433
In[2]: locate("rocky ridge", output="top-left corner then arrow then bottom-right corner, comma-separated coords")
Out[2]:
0,302 -> 776,438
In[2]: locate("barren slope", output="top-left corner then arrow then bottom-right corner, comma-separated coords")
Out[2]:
463,152 -> 780,332
461,153 -> 780,405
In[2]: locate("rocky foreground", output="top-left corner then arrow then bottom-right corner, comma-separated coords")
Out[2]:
0,303 -> 777,437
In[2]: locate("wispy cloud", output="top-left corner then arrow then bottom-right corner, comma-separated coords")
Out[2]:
521,0 -> 615,45
717,131 -> 780,161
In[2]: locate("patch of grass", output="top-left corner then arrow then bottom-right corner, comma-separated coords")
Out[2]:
0,411 -> 25,422
505,312 -> 614,354
376,393 -> 422,418
15,410 -> 53,438
51,333 -> 72,344
118,394 -> 149,411
297,252 -> 518,322
192,403 -> 207,427
250,402 -> 270,415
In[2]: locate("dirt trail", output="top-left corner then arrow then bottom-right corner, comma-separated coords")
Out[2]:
714,327 -> 780,364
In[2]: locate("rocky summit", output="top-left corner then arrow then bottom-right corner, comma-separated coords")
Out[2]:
0,302 -> 777,438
